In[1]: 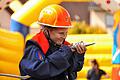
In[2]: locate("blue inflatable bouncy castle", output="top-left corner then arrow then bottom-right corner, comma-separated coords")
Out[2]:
112,10 -> 120,80
112,10 -> 120,64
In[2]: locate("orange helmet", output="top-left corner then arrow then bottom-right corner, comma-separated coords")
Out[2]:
38,4 -> 72,28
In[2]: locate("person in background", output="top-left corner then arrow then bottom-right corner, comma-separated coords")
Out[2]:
19,4 -> 87,80
87,59 -> 109,80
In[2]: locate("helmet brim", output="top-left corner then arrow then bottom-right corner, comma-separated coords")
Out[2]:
37,21 -> 73,28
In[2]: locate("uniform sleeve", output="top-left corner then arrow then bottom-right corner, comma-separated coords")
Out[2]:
19,45 -> 73,79
100,69 -> 106,75
71,52 -> 85,72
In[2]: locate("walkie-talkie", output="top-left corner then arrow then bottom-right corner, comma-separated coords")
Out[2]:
71,42 -> 95,49
84,42 -> 95,47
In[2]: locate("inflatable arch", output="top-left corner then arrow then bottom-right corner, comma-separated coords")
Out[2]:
10,0 -> 62,38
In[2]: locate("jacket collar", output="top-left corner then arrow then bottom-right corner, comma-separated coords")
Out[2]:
32,31 -> 49,54
32,31 -> 70,55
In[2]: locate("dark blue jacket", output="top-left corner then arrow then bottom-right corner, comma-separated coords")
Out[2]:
19,31 -> 85,80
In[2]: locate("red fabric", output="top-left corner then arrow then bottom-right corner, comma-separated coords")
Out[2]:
64,41 -> 70,45
112,67 -> 120,80
32,31 -> 49,54
32,31 -> 70,55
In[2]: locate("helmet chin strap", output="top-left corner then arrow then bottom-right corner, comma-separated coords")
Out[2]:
43,28 -> 61,46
